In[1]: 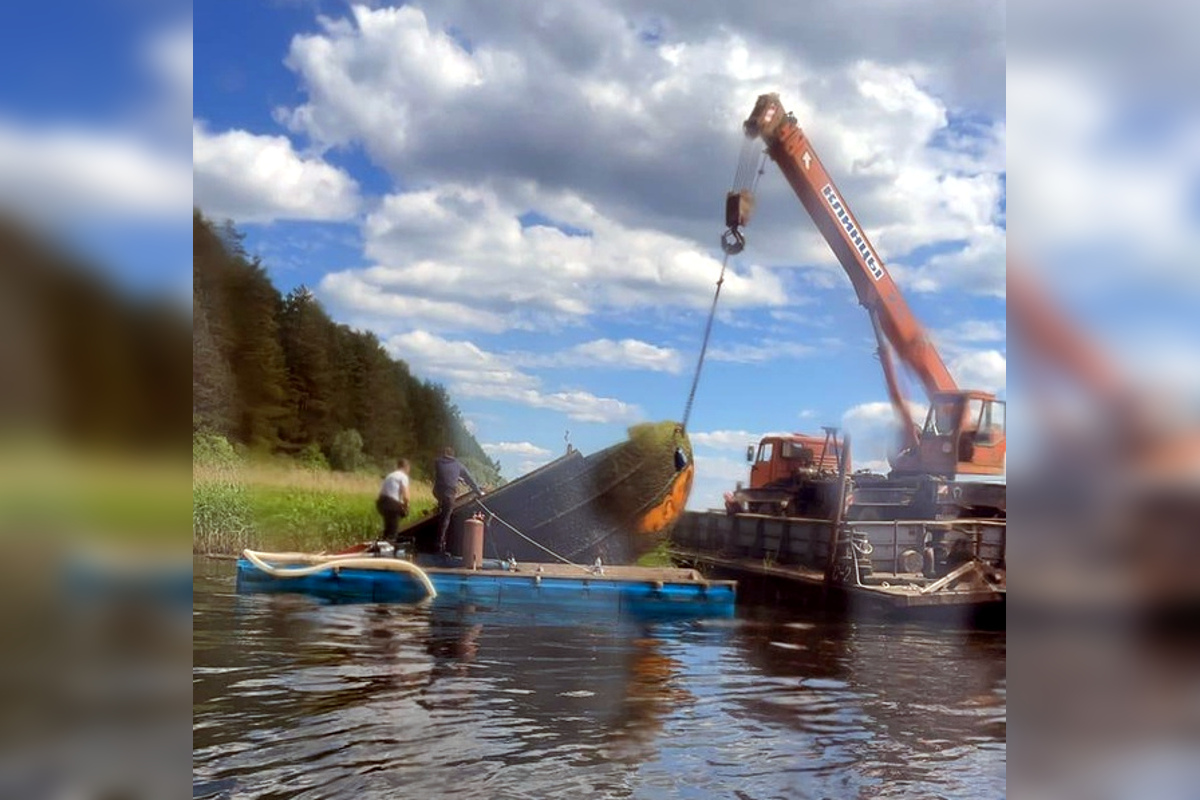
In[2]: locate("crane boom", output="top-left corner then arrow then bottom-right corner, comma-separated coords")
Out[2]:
739,94 -> 956,396
728,93 -> 1005,478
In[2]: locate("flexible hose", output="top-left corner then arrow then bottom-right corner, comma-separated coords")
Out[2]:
241,549 -> 437,599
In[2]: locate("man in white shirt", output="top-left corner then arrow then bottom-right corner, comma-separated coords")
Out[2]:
376,458 -> 411,545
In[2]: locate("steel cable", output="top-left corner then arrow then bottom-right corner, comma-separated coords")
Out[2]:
681,249 -> 731,431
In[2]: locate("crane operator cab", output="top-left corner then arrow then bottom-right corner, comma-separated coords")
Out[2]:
903,391 -> 1006,477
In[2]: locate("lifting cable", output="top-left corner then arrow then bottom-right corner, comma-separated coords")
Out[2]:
681,145 -> 767,432
681,249 -> 730,432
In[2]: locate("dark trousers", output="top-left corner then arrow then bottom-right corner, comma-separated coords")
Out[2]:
435,493 -> 455,554
375,495 -> 406,543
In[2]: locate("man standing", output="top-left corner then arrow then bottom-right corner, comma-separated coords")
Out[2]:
433,447 -> 483,556
376,458 -> 411,545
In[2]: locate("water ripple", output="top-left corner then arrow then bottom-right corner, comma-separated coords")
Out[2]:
194,560 -> 1005,799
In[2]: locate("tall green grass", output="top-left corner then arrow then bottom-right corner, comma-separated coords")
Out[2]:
193,436 -> 435,554
193,474 -> 254,554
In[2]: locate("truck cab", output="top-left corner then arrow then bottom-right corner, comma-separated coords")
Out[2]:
728,431 -> 846,517
748,433 -> 841,489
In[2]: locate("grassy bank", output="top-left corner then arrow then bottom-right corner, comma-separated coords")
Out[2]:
193,459 -> 436,554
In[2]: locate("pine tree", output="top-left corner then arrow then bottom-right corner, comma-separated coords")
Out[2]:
193,285 -> 234,433
279,286 -> 336,447
191,210 -> 501,477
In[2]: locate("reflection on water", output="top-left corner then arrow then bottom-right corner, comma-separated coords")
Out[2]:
194,558 -> 1005,799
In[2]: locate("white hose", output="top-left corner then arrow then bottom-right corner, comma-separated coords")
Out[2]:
242,549 -> 437,599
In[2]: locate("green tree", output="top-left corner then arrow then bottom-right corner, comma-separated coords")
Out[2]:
278,286 -> 337,447
191,210 -> 501,479
329,428 -> 366,472
192,286 -> 234,434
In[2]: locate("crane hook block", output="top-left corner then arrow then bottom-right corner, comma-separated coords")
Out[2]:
721,227 -> 745,255
725,190 -> 755,229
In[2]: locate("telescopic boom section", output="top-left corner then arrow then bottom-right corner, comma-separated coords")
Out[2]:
740,93 -> 956,397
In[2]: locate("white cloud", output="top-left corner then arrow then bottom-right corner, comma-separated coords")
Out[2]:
481,441 -> 552,458
707,339 -> 818,364
386,330 -> 642,423
277,4 -> 1006,309
890,227 -> 1007,299
948,349 -> 1006,394
317,183 -> 785,332
386,330 -> 536,389
193,123 -> 360,222
0,122 -> 192,222
1008,62 -> 1200,293
514,338 -> 683,373
467,386 -> 640,424
936,319 -> 1007,344
843,400 -> 903,429
689,430 -> 772,451
319,271 -> 510,333
558,338 -> 683,373
146,22 -> 193,121
689,453 -> 754,510
0,23 -> 196,224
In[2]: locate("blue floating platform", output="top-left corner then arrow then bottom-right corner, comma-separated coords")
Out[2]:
235,551 -> 736,620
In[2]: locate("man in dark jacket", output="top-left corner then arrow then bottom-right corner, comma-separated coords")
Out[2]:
433,447 -> 483,555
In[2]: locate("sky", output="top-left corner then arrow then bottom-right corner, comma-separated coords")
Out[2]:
0,2 -> 1193,510
186,0 -> 1010,508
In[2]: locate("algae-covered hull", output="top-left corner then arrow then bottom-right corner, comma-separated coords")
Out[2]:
401,422 -> 694,565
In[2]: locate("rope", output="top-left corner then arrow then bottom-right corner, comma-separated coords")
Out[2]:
681,249 -> 731,431
241,549 -> 437,599
473,497 -> 594,574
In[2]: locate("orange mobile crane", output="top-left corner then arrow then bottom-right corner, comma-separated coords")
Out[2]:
725,93 -> 1006,519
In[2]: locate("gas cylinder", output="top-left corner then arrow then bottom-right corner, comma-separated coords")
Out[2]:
462,514 -> 485,571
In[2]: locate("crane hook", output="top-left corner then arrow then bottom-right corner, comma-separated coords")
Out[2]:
720,227 -> 745,255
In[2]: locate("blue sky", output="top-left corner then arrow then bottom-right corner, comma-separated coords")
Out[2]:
0,3 -> 192,299
187,1 -> 1009,508
0,1 -> 1017,509
0,3 -> 1193,510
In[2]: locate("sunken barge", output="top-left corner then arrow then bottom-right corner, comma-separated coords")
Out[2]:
400,421 -> 695,565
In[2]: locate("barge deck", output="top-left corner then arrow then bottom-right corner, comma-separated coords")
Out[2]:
671,510 -> 1005,624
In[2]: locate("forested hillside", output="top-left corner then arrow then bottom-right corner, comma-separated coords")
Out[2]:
192,211 -> 500,485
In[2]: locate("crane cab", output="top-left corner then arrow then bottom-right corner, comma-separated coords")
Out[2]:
899,391 -> 1006,477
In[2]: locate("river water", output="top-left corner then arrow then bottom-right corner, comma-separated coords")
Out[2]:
193,558 -> 1005,799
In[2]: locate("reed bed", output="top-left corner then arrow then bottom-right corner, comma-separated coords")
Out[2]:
193,458 -> 435,554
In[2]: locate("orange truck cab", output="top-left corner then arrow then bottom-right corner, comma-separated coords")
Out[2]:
747,433 -> 841,490
727,431 -> 847,518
